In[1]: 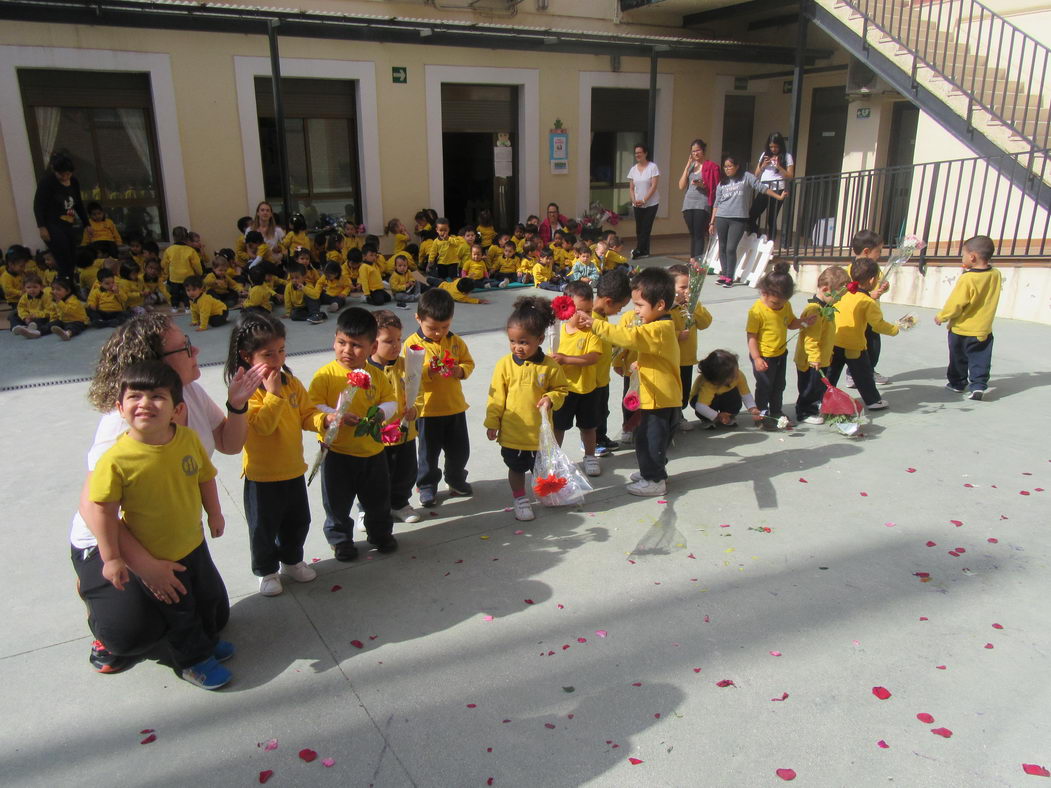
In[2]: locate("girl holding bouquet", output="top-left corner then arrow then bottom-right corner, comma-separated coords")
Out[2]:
224,312 -> 322,597
484,297 -> 570,521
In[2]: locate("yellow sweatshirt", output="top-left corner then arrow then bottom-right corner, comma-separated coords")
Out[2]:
389,271 -> 415,293
794,299 -> 836,372
373,356 -> 417,444
204,271 -> 242,297
321,275 -> 352,298
496,253 -> 521,275
477,225 -> 497,247
746,299 -> 797,358
142,278 -> 170,303
17,291 -> 52,321
118,276 -> 144,309
162,244 -> 203,284
484,352 -> 569,451
590,315 -> 681,409
590,311 -> 617,388
462,259 -> 489,280
281,231 -> 313,259
244,284 -> 276,311
190,292 -> 228,329
532,260 -> 554,285
689,369 -> 752,407
82,218 -> 122,246
403,331 -> 475,417
671,302 -> 714,366
935,267 -> 1002,340
243,374 -> 323,482
347,263 -> 383,295
1,270 -> 23,304
308,360 -> 395,458
439,280 -> 480,304
284,280 -> 322,311
834,290 -> 899,356
557,324 -> 603,395
87,287 -> 128,313
49,293 -> 88,324
391,232 -> 410,254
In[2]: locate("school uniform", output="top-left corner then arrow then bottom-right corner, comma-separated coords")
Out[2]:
318,275 -> 351,310
485,351 -> 569,472
142,278 -> 170,306
427,237 -> 464,280
118,276 -> 144,309
190,291 -> 229,330
388,271 -> 420,304
15,290 -> 53,331
48,292 -> 89,336
373,357 -> 419,512
1,269 -> 23,307
284,280 -> 322,321
243,284 -> 277,313
829,290 -> 900,406
162,243 -> 202,308
82,217 -> 123,247
936,267 -> 1002,393
689,369 -> 756,421
794,298 -> 836,419
746,299 -> 796,416
87,286 -> 129,327
672,302 -> 714,407
351,263 -> 391,305
553,324 -> 603,432
204,271 -> 243,306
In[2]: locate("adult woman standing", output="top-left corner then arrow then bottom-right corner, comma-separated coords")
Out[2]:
33,153 -> 88,281
748,132 -> 795,239
248,200 -> 285,255
539,203 -> 569,246
709,156 -> 786,288
627,144 -> 660,259
71,313 -> 265,675
677,139 -> 720,264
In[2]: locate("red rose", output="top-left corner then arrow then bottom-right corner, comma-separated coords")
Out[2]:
346,370 -> 372,389
846,281 -> 859,294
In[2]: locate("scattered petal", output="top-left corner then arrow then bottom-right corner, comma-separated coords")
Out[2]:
557,604 -> 565,609
926,541 -> 937,547
1022,764 -> 1051,777
872,686 -> 892,700
299,748 -> 317,762
263,739 -> 278,751
502,719 -> 511,724
769,651 -> 782,657
936,665 -> 947,670
628,758 -> 644,765
964,483 -> 974,488
776,768 -> 797,780
798,477 -> 808,483
524,599 -> 535,605
139,729 -> 155,735
956,547 -> 966,553
715,679 -> 736,688
654,713 -> 661,719
259,770 -> 274,784
483,615 -> 494,622
1020,491 -> 1031,496
930,728 -> 953,738
949,551 -> 960,557
544,723 -> 556,729
467,704 -> 477,709
719,523 -> 731,528
771,693 -> 789,701
884,521 -> 895,527
920,616 -> 929,621
595,630 -> 608,638
950,520 -> 963,527
656,499 -> 667,504
693,668 -> 702,673
917,713 -> 935,724
985,643 -> 994,649
140,733 -> 156,745
914,572 -> 930,578
322,758 -> 335,768
632,682 -> 642,687
861,492 -> 869,497
987,537 -> 999,543
350,640 -> 364,649
514,529 -> 524,535
687,553 -> 696,559
906,468 -> 917,473
330,584 -> 342,592
877,740 -> 889,749
487,779 -> 494,786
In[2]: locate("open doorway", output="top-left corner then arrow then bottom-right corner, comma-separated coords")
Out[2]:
881,101 -> 919,243
721,94 -> 756,170
441,84 -> 517,232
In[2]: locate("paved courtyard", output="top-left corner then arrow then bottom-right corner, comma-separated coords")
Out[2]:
2,265 -> 1049,786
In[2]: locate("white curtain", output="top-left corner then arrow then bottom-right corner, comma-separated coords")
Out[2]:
116,108 -> 151,178
34,106 -> 61,167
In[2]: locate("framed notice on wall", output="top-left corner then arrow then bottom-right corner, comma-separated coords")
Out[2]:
549,128 -> 568,174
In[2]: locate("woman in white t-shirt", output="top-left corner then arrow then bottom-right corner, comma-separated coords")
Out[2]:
70,313 -> 265,675
749,132 -> 795,240
627,143 -> 660,259
247,200 -> 286,255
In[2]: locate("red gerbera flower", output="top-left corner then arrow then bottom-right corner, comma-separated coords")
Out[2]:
533,474 -> 568,497
552,295 -> 577,321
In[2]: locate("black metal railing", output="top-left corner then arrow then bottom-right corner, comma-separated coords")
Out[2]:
843,0 -> 1050,151
776,148 -> 1051,262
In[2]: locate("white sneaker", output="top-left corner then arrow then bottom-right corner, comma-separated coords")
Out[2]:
873,371 -> 890,385
498,279 -> 509,288
618,430 -> 634,444
627,478 -> 666,497
513,496 -> 535,521
392,505 -> 421,524
803,414 -> 825,425
258,573 -> 283,596
280,561 -> 317,583
582,455 -> 601,477
328,302 -> 340,313
677,418 -> 696,432
629,471 -> 643,482
867,399 -> 890,410
12,325 -> 31,338
51,325 -> 72,341
354,509 -> 367,535
844,375 -> 856,388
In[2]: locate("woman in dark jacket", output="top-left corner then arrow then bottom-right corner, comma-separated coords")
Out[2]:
33,153 -> 88,281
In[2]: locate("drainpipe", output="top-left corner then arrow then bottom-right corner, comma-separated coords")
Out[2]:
267,19 -> 292,223
787,4 -> 808,159
647,49 -> 658,157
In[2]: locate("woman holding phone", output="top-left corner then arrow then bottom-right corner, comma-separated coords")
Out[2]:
678,138 -> 720,265
749,132 -> 794,240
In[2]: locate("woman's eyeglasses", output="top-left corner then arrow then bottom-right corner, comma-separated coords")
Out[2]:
161,337 -> 193,358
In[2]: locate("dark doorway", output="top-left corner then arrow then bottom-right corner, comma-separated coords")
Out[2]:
881,101 -> 920,243
721,94 -> 756,171
801,85 -> 848,244
441,84 -> 517,232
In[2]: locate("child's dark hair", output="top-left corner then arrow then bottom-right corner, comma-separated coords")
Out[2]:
563,280 -> 593,300
346,248 -> 363,264
539,247 -> 554,259
572,241 -> 591,257
23,272 -> 43,287
504,239 -> 518,250
5,244 -> 31,263
120,261 -> 141,280
631,266 -> 675,309
562,233 -> 577,246
52,277 -> 75,296
323,261 -> 342,278
224,312 -> 287,384
478,209 -> 493,226
248,266 -> 267,286
456,278 -> 476,294
848,257 -> 880,284
596,268 -> 631,301
756,261 -> 795,299
850,229 -> 883,255
417,287 -> 455,322
524,223 -> 539,236
183,274 -> 204,290
286,262 -> 306,277
245,230 -> 264,246
87,201 -> 103,214
698,349 -> 740,388
373,309 -> 401,332
364,234 -> 380,248
404,243 -> 419,259
97,268 -> 115,283
289,213 -> 306,232
666,263 -> 689,278
171,226 -> 189,244
236,216 -> 252,233
435,216 -> 450,227
964,234 -> 995,261
120,360 -> 184,407
361,243 -> 378,256
507,295 -> 555,339
336,306 -> 378,342
143,240 -> 160,256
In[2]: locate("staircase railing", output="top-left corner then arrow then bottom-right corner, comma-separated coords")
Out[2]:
841,0 -> 1050,151
776,148 -> 1051,264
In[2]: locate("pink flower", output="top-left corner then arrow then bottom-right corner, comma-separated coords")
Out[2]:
623,391 -> 640,411
346,370 -> 371,389
380,423 -> 404,445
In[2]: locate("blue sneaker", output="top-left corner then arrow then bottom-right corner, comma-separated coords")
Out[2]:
180,656 -> 232,690
594,445 -> 611,458
214,640 -> 236,663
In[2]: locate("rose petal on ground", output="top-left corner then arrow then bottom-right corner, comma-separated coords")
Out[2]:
949,551 -> 960,557
657,499 -> 667,504
687,553 -> 696,559
716,679 -> 736,687
514,529 -> 524,535
562,644 -> 570,650
140,734 -> 156,744
769,651 -> 782,657
776,768 -> 797,780
483,615 -> 494,622
262,738 -> 278,751
350,640 -> 364,649
993,623 -> 1004,629
299,748 -> 317,762
628,758 -> 644,765
577,637 -> 587,643
884,521 -> 894,527
544,723 -> 556,729
322,758 -> 335,768
988,537 -> 999,543
693,668 -> 702,673
632,682 -> 642,687
596,630 -> 608,638
930,727 -> 953,738
1021,491 -> 1031,495
914,572 -> 930,578
950,520 -> 964,526
917,713 -> 935,724
467,703 -> 477,708
719,523 -> 731,528
502,719 -> 511,724
771,693 -> 789,701
524,599 -> 534,605
654,713 -> 661,719
985,643 -> 995,649
487,779 -> 494,786
872,686 -> 892,700
877,740 -> 889,749
557,604 -> 565,609
140,729 -> 155,735
259,770 -> 274,784
330,584 -> 342,592
955,547 -> 966,553
906,468 -> 917,473
926,541 -> 937,547
936,665 -> 947,670
964,483 -> 974,488
798,477 -> 808,483
1022,764 -> 1051,777
861,492 -> 869,497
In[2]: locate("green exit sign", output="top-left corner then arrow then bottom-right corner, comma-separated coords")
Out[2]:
392,66 -> 407,84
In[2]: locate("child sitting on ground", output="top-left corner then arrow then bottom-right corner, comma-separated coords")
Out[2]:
47,277 -> 88,340
142,259 -> 170,308
11,273 -> 53,338
566,242 -> 601,285
88,361 -> 232,690
403,288 -> 475,508
485,296 -> 570,522
934,234 -> 1001,401
794,265 -> 850,424
318,261 -> 350,313
81,201 -> 123,250
283,263 -> 325,324
689,349 -> 762,427
205,253 -> 244,307
389,253 -> 421,307
87,269 -> 130,328
185,275 -> 229,331
746,262 -> 816,426
1,245 -> 28,309
309,308 -> 399,561
242,266 -> 277,314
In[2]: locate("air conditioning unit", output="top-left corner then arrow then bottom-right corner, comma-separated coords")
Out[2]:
846,58 -> 891,98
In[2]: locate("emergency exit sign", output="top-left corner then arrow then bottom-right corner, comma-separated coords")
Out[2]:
392,66 -> 407,84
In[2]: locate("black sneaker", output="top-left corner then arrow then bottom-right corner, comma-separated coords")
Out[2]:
447,481 -> 473,497
333,542 -> 359,562
598,438 -> 620,451
373,536 -> 399,554
89,639 -> 134,674
419,488 -> 437,507
306,313 -> 325,325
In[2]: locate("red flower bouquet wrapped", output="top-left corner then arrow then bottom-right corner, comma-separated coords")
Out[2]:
346,370 -> 372,389
429,349 -> 457,377
622,369 -> 641,412
532,409 -> 594,507
551,295 -> 577,321
533,474 -> 568,498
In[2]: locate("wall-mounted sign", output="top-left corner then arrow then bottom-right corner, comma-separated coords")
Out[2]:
783,80 -> 793,94
734,76 -> 749,91
392,66 -> 407,84
856,107 -> 872,119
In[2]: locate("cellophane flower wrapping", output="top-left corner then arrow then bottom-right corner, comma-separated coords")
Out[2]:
402,345 -> 426,416
881,234 -> 926,283
819,376 -> 866,437
682,259 -> 707,328
306,378 -> 365,484
533,409 -> 593,507
623,369 -> 641,411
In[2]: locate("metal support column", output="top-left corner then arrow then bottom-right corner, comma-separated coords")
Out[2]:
787,4 -> 809,158
647,50 -> 658,155
267,19 -> 292,223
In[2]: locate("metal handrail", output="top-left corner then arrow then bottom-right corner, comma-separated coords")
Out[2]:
775,148 -> 1051,264
841,0 -> 1050,152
